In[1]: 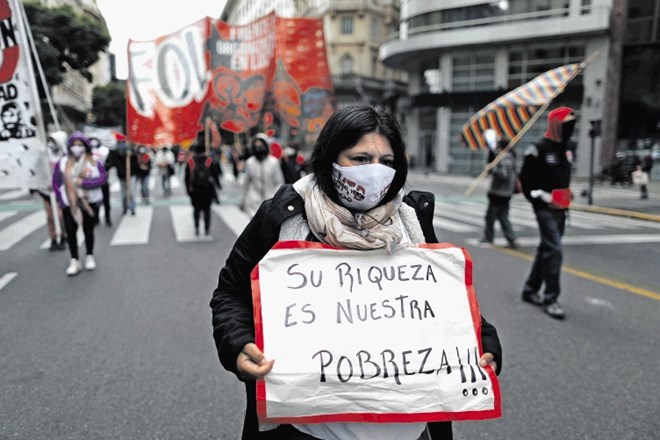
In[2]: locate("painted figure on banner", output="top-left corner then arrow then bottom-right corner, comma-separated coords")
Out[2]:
0,101 -> 36,140
52,131 -> 107,276
519,107 -> 576,319
210,105 -> 502,440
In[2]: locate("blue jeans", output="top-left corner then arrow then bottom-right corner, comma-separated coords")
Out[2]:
483,199 -> 516,244
523,206 -> 566,302
119,177 -> 136,214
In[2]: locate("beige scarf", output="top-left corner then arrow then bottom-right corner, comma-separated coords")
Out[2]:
293,174 -> 415,250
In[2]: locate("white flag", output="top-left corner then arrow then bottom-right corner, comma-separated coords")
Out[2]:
0,0 -> 49,189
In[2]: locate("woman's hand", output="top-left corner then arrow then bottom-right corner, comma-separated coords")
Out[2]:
479,352 -> 498,374
236,343 -> 274,379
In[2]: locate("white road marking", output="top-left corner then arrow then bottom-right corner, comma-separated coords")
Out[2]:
0,272 -> 17,291
110,207 -> 153,245
170,206 -> 213,242
212,204 -> 251,237
0,211 -> 46,251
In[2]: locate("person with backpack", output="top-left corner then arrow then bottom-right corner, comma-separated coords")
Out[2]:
185,132 -> 221,236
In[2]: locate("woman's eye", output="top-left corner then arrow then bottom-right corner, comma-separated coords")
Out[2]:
381,159 -> 394,167
353,156 -> 368,163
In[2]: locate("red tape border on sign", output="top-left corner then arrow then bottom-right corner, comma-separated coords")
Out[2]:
251,240 -> 501,424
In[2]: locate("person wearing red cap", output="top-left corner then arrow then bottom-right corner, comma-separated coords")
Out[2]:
519,107 -> 576,319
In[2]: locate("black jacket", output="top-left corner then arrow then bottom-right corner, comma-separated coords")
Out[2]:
210,185 -> 502,439
519,137 -> 572,209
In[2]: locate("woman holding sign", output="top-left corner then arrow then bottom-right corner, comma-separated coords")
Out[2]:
210,105 -> 502,439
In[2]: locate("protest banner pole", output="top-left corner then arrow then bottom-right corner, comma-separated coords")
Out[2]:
463,100 -> 552,197
463,51 -> 600,197
126,146 -> 132,209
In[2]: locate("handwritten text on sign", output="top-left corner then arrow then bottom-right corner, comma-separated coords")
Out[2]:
252,241 -> 501,424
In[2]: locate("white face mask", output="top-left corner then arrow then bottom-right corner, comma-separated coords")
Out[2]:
69,145 -> 85,158
332,162 -> 396,211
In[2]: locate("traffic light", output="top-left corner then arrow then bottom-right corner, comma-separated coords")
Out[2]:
589,119 -> 601,138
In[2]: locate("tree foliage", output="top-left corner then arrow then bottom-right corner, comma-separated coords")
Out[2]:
24,1 -> 111,87
92,81 -> 126,128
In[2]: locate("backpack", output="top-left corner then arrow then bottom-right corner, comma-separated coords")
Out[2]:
188,157 -> 213,190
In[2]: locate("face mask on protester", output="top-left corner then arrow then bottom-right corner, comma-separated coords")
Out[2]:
254,146 -> 269,160
70,145 -> 85,158
332,162 -> 396,211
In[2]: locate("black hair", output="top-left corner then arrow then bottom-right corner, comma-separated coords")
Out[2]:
310,104 -> 407,205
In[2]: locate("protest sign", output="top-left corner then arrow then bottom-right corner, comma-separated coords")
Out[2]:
251,240 -> 501,424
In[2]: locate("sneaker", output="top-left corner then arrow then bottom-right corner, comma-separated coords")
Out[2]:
48,238 -> 59,252
84,255 -> 96,271
505,240 -> 519,249
522,291 -> 544,306
544,301 -> 565,319
66,258 -> 81,276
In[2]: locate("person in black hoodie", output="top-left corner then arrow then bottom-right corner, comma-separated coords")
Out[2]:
210,105 -> 502,440
185,132 -> 220,235
519,107 -> 576,320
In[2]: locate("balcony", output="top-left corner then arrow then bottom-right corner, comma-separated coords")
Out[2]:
380,5 -> 611,68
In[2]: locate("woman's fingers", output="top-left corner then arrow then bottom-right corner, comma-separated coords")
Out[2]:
237,343 -> 275,379
479,352 -> 497,373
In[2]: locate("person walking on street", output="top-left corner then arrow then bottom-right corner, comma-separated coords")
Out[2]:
479,133 -> 519,249
519,107 -> 576,319
31,131 -> 68,251
105,133 -> 137,216
632,164 -> 649,199
52,131 -> 107,276
240,133 -> 284,216
210,105 -> 502,440
185,133 -> 221,236
135,146 -> 153,204
90,137 -> 113,226
155,146 -> 176,197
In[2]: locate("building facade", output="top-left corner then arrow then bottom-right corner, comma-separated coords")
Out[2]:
221,0 -> 407,109
381,0 -> 617,177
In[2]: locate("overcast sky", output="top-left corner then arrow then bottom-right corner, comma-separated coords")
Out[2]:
95,0 -> 227,79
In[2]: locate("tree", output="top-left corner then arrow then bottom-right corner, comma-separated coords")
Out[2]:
92,81 -> 126,128
24,1 -> 111,88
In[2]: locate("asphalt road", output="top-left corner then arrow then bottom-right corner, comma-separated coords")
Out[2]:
0,170 -> 658,439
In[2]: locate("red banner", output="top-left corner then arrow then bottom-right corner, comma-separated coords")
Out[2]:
127,14 -> 335,147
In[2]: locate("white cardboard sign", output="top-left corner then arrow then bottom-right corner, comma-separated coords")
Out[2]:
252,241 -> 501,424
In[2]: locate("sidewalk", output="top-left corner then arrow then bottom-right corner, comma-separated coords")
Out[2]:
406,171 -> 660,223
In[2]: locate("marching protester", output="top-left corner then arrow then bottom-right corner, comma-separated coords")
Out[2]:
210,105 -> 502,440
155,146 -> 176,197
52,131 -> 107,276
105,132 -> 137,216
90,137 -> 113,226
240,133 -> 284,217
479,132 -> 519,249
135,145 -> 153,204
31,131 -> 68,251
519,107 -> 576,319
185,133 -> 221,236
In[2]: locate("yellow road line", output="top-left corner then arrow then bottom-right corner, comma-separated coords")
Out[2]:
498,248 -> 660,301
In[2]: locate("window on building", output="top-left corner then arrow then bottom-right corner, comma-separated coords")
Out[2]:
581,0 -> 592,14
340,54 -> 353,76
341,16 -> 354,35
452,53 -> 495,92
507,44 -> 585,88
370,17 -> 379,39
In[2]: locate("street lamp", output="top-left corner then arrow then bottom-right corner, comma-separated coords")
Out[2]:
587,119 -> 601,205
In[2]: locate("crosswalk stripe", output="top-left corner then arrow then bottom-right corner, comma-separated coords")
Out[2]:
0,189 -> 28,201
0,211 -> 46,251
110,207 -> 153,245
40,228 -> 85,250
0,272 -> 17,291
433,217 -> 478,232
467,233 -> 660,247
212,204 -> 251,237
0,211 -> 17,222
169,206 -> 212,242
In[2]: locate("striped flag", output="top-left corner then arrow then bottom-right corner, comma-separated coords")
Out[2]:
461,63 -> 581,149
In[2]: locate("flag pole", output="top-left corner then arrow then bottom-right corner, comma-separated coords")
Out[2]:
463,51 -> 600,197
